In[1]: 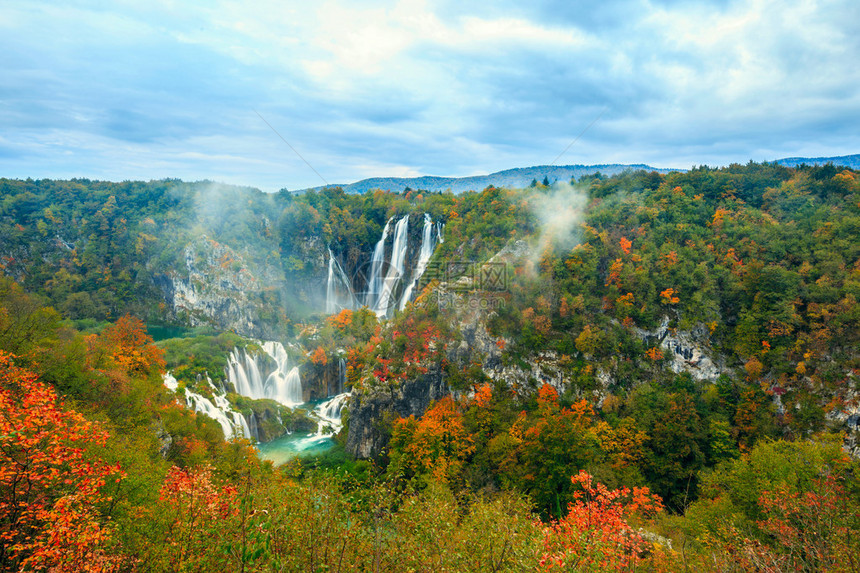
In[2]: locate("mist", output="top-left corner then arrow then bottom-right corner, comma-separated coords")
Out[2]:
527,181 -> 590,265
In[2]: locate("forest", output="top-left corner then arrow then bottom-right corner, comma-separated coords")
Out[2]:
1,161 -> 859,571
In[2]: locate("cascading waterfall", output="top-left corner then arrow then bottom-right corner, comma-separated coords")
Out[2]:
399,213 -> 436,310
375,214 -> 409,317
364,217 -> 393,311
326,248 -> 357,314
164,373 -> 252,440
315,393 -> 350,435
338,358 -> 346,395
436,221 -> 444,243
226,341 -> 303,407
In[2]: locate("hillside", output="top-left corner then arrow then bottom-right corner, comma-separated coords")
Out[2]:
1,162 -> 859,570
295,155 -> 860,195
296,163 -> 679,194
773,153 -> 860,169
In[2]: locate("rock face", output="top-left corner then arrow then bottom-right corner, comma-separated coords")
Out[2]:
635,317 -> 725,382
156,238 -> 277,337
345,364 -> 447,459
301,360 -> 347,403
155,236 -> 327,338
825,379 -> 860,459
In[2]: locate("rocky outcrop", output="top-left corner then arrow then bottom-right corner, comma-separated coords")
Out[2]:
825,376 -> 860,458
345,363 -> 447,459
635,317 -> 725,382
154,236 -> 335,338
301,359 -> 347,402
245,400 -> 317,442
155,238 -> 277,337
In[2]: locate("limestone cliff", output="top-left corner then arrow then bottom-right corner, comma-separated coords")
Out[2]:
345,364 -> 447,459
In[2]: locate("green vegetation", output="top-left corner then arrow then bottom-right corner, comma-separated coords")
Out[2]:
1,162 -> 859,570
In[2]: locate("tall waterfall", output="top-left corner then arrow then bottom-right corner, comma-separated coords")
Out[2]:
327,212 -> 441,319
399,213 -> 436,310
364,217 -> 393,311
337,358 -> 346,395
164,372 -> 252,440
326,248 -> 357,314
226,341 -> 303,407
375,214 -> 409,317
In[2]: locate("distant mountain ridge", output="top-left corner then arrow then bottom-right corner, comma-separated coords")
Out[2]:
296,164 -> 678,194
295,154 -> 859,194
771,153 -> 860,169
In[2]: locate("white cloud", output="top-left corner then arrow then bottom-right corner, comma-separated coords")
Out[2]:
1,0 -> 858,189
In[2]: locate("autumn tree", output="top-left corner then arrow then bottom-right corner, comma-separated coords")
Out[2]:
0,351 -> 125,571
96,314 -> 166,378
540,471 -> 663,571
388,396 -> 475,485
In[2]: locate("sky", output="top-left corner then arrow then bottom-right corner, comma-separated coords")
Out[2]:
1,0 -> 858,192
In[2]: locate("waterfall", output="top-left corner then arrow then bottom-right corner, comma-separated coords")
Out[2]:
326,248 -> 357,314
164,372 -> 179,391
327,212 -> 442,319
399,213 -> 437,310
314,392 -> 351,435
249,412 -> 260,442
233,412 -> 252,440
375,214 -> 409,317
165,372 -> 252,440
338,358 -> 346,394
281,367 -> 303,406
365,217 -> 393,310
226,341 -> 304,407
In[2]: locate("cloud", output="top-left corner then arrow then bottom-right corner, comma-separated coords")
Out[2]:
1,0 -> 858,190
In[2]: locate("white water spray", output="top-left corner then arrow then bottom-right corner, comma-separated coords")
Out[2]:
164,373 -> 252,440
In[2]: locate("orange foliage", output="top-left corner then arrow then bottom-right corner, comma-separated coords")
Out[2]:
645,347 -> 664,361
540,471 -> 663,571
659,288 -> 680,304
744,356 -> 764,380
663,250 -> 678,266
616,292 -> 635,308
310,346 -> 328,366
99,314 -> 165,377
157,465 -> 238,571
559,297 -> 571,318
537,383 -> 559,406
0,352 -> 125,571
326,308 -> 353,330
619,236 -> 632,255
606,258 -> 623,288
472,383 -> 493,408
390,397 -> 474,484
711,207 -> 732,227
745,474 -> 857,571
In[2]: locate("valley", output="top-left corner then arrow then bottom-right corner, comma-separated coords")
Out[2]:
1,161 -> 859,570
